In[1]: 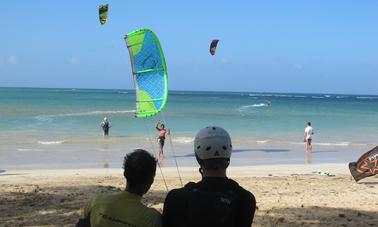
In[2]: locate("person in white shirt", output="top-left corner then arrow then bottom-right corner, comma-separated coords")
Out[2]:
304,122 -> 314,163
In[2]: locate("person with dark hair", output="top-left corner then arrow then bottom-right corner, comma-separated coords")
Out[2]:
156,120 -> 169,158
76,149 -> 162,227
304,122 -> 314,163
163,126 -> 256,227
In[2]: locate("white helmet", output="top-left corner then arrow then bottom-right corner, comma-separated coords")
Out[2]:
194,126 -> 232,160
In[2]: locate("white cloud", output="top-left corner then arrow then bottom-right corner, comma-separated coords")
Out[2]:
220,58 -> 229,64
7,56 -> 17,64
69,57 -> 81,65
0,56 -> 17,66
293,63 -> 303,70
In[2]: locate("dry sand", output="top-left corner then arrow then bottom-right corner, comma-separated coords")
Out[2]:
0,164 -> 377,227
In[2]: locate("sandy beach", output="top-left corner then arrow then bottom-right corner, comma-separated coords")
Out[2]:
1,163 -> 377,227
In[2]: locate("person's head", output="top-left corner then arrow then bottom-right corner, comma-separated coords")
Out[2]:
307,122 -> 311,126
104,117 -> 108,121
123,149 -> 157,195
194,126 -> 232,175
161,124 -> 165,129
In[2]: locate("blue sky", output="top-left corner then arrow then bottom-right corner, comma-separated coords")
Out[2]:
1,1 -> 377,94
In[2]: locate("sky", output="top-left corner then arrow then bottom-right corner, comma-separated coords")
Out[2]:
1,1 -> 378,94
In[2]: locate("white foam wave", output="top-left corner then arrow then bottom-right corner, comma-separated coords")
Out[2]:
172,137 -> 194,144
311,96 -> 324,99
248,94 -> 273,97
294,95 -> 307,98
36,110 -> 135,119
288,141 -> 350,146
38,141 -> 64,145
356,96 -> 378,100
324,95 -> 331,98
336,96 -> 348,99
256,140 -> 269,144
17,148 -> 41,152
316,142 -> 350,146
238,103 -> 268,110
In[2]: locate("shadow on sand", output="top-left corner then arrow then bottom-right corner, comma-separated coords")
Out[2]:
174,148 -> 291,158
0,184 -> 166,226
1,184 -> 377,227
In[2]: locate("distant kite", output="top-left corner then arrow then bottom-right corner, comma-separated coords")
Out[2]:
99,4 -> 109,25
209,39 -> 219,56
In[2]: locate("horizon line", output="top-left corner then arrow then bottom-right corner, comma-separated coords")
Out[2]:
0,86 -> 377,97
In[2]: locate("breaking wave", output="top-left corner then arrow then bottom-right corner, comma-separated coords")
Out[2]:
35,110 -> 135,120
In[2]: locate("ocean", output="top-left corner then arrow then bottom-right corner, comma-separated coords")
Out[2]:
0,87 -> 377,169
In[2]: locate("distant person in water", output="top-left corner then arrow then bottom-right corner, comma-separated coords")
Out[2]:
304,122 -> 314,163
101,117 -> 111,137
156,120 -> 169,158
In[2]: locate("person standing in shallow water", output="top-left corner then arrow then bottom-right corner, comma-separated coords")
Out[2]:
156,120 -> 168,158
101,117 -> 111,137
304,122 -> 314,163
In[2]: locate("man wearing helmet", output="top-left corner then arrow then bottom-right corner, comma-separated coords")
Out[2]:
163,126 -> 256,227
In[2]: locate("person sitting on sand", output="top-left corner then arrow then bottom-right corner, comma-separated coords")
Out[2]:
101,117 -> 111,137
163,126 -> 256,227
156,120 -> 169,158
76,149 -> 162,227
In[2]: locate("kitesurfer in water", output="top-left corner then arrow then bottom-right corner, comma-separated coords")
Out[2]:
156,120 -> 168,157
101,117 -> 111,137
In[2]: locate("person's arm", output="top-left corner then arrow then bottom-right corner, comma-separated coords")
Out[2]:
163,190 -> 184,227
236,191 -> 256,227
76,200 -> 92,227
304,132 -> 307,142
156,121 -> 161,130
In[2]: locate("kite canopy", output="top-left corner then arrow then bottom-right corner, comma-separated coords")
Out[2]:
349,145 -> 378,181
124,29 -> 168,118
99,4 -> 108,25
210,39 -> 219,55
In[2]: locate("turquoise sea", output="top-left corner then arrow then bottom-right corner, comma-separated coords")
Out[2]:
0,87 -> 377,169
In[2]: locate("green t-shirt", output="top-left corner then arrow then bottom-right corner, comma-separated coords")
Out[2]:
79,191 -> 162,227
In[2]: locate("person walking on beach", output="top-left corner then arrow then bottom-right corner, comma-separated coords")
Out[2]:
156,120 -> 168,158
163,126 -> 256,227
304,122 -> 314,163
100,117 -> 111,137
76,149 -> 162,227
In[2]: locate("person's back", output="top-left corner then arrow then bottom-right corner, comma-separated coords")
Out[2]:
163,126 -> 256,227
76,149 -> 162,227
164,177 -> 255,227
79,191 -> 160,227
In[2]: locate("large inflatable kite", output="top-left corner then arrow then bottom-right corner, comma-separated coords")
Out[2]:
124,29 -> 168,118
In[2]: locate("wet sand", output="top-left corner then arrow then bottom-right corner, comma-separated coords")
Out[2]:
0,164 -> 377,227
